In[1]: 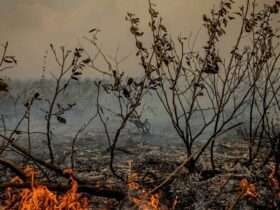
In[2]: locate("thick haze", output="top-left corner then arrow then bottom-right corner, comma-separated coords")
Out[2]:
0,0 -> 271,79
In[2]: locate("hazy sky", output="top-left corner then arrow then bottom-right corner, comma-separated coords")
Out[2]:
0,0 -> 272,79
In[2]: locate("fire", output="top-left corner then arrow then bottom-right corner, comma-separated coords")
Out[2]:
239,178 -> 257,199
3,166 -> 89,210
127,179 -> 160,210
127,161 -> 161,210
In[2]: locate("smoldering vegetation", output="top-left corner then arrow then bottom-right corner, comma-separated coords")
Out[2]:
1,0 -> 280,209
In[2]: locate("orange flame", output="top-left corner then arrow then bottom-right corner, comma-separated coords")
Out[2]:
4,166 -> 89,210
127,161 -> 161,210
239,178 -> 257,199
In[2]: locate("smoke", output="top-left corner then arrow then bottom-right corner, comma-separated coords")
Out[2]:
0,0 -> 273,79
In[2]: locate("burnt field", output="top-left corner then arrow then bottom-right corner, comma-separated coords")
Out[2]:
1,0 -> 280,209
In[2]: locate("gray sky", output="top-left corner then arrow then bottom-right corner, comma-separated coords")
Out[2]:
0,0 -> 271,79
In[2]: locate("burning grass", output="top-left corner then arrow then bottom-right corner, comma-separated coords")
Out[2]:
127,160 -> 162,210
2,166 -> 89,210
0,140 -> 280,209
1,162 -> 166,210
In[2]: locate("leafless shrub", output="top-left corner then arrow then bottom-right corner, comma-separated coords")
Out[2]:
0,42 -> 17,93
122,0 -> 256,171
38,44 -> 90,164
232,1 -> 280,170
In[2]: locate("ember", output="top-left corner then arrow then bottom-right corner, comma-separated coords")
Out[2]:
268,165 -> 280,199
239,178 -> 257,199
